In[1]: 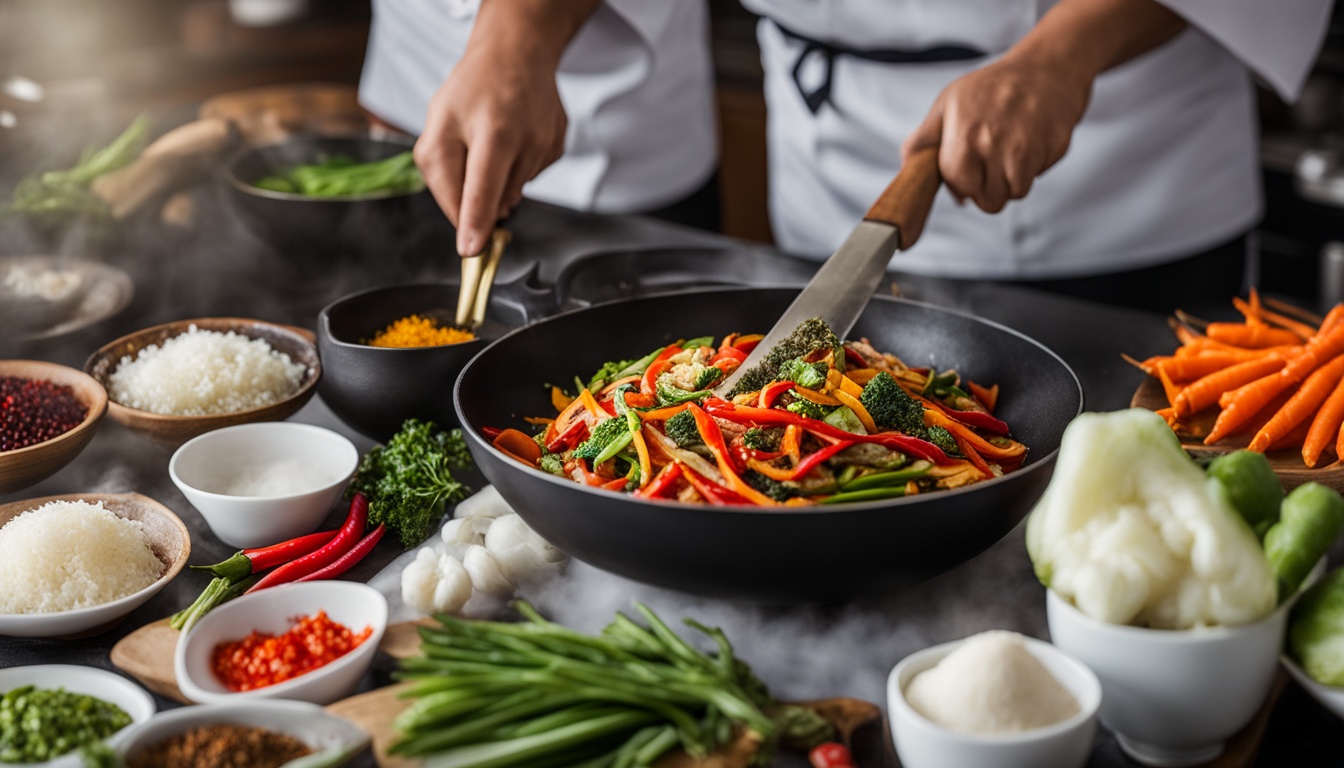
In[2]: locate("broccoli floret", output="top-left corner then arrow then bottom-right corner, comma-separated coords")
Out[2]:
743,427 -> 783,452
663,409 -> 703,448
729,317 -> 843,396
926,425 -> 962,457
694,366 -> 723,389
656,375 -> 714,406
743,470 -> 799,501
786,399 -> 833,420
861,372 -> 928,438
778,357 -> 828,389
538,453 -> 566,476
572,417 -> 631,461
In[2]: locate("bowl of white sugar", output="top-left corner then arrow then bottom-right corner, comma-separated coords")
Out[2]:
84,317 -> 321,448
170,422 -> 359,548
887,630 -> 1100,768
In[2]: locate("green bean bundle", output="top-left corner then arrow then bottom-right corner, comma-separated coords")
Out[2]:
391,603 -> 831,768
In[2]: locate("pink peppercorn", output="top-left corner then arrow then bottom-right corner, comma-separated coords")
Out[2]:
0,376 -> 88,452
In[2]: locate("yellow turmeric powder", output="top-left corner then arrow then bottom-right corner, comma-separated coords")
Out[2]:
367,314 -> 474,348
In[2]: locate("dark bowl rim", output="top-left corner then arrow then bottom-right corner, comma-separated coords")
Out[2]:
317,281 -> 494,352
0,360 -> 108,460
453,286 -> 1085,516
224,133 -> 423,204
83,317 -> 321,422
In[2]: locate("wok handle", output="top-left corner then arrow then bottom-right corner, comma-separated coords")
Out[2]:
863,146 -> 941,250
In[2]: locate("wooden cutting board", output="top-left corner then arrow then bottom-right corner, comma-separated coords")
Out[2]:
1131,378 -> 1344,492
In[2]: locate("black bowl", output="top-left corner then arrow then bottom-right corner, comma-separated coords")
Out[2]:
224,135 -> 447,253
454,288 -> 1083,603
318,281 -> 536,442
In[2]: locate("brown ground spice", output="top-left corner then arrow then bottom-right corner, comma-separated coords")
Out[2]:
126,724 -> 311,768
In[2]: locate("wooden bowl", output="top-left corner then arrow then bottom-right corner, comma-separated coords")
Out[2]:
84,317 -> 321,449
0,360 -> 108,494
0,492 -> 190,638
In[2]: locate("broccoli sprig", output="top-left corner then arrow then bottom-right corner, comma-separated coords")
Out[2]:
729,318 -> 842,396
664,409 -> 703,448
778,358 -> 828,389
743,427 -> 782,452
861,372 -> 927,438
743,471 -> 798,502
572,417 -> 631,461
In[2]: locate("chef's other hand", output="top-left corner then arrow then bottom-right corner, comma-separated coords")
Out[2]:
901,0 -> 1185,214
413,0 -> 599,258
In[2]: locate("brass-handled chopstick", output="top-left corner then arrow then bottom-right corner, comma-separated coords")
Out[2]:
455,228 -> 511,330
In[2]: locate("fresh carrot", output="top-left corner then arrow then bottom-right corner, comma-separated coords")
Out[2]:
1249,355 -> 1344,452
1172,356 -> 1286,417
1281,325 -> 1344,384
1205,372 -> 1295,444
1234,297 -> 1316,340
1304,361 -> 1344,466
1155,354 -> 1247,382
1320,304 -> 1344,336
1157,364 -> 1182,408
1205,322 -> 1302,349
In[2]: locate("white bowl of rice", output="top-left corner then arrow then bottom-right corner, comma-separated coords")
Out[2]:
83,317 -> 321,449
0,493 -> 191,638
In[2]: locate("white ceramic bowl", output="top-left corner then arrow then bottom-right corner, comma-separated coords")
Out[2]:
175,581 -> 387,705
1047,589 -> 1289,767
117,700 -> 367,768
0,493 -> 191,638
169,422 -> 358,549
1282,654 -> 1344,721
0,665 -> 155,767
886,635 -> 1100,768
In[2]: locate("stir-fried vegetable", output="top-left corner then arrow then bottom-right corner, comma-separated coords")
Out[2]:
253,151 -> 423,198
484,320 -> 1024,506
2,116 -> 150,224
390,602 -> 833,767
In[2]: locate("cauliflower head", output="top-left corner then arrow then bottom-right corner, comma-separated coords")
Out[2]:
1025,409 -> 1275,629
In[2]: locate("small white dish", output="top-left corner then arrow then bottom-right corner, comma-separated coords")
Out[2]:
0,493 -> 191,638
1282,654 -> 1344,721
0,664 -> 155,767
886,635 -> 1100,768
1047,589 -> 1290,767
175,581 -> 387,705
117,700 -> 367,767
170,422 -> 358,549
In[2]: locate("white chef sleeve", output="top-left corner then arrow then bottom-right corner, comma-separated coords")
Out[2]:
1156,0 -> 1333,101
603,1 -> 681,44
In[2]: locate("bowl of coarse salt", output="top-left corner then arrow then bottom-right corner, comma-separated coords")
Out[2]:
170,422 -> 359,548
84,317 -> 321,449
886,630 -> 1100,768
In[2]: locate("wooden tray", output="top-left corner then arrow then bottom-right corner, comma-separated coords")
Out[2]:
1131,378 -> 1344,492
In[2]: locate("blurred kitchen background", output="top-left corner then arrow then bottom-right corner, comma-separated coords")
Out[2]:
0,0 -> 1340,307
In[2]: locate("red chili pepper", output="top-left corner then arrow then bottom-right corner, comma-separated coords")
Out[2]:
759,380 -> 794,408
704,400 -> 951,464
546,419 -> 589,453
682,466 -> 751,505
481,426 -> 504,440
296,524 -> 386,583
809,742 -> 856,768
784,440 -> 855,480
247,494 -> 368,593
934,401 -> 1010,435
634,462 -> 683,499
843,347 -> 869,370
193,530 -> 339,582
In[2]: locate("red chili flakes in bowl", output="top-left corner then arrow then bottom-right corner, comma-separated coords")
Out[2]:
0,376 -> 88,452
210,610 -> 372,692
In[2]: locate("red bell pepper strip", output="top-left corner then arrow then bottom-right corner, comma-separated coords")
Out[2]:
546,419 -> 589,453
704,399 -> 952,464
481,426 -> 504,440
843,347 -> 869,370
733,335 -> 763,354
783,440 -> 855,481
623,391 -> 658,409
634,462 -> 684,499
192,530 -> 339,582
295,524 -> 386,583
642,359 -> 672,395
809,742 -> 856,768
688,404 -> 779,506
247,493 -> 368,593
682,466 -> 751,505
759,380 -> 794,409
928,398 -> 1010,435
710,346 -> 748,368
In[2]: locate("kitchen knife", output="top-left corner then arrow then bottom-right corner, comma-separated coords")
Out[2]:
714,146 -> 942,396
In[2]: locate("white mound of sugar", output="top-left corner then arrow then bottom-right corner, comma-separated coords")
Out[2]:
0,500 -> 163,614
905,631 -> 1080,735
108,325 -> 306,416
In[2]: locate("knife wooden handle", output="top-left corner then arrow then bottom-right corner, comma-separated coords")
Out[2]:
863,146 -> 941,250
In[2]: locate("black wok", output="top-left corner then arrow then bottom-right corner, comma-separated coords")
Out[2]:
455,287 -> 1082,603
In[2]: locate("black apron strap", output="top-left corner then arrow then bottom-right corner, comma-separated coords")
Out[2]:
772,20 -> 987,114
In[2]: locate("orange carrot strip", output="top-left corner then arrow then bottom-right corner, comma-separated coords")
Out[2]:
1305,371 -> 1344,467
1205,372 -> 1295,444
493,429 -> 542,465
1173,356 -> 1286,417
952,433 -> 993,477
631,428 -> 653,488
924,410 -> 1027,460
967,381 -> 999,412
1235,297 -> 1316,340
833,389 -> 879,433
551,386 -> 574,412
1155,354 -> 1246,382
846,368 -> 881,386
579,387 -> 608,420
781,424 -> 802,465
1282,325 -> 1344,384
1250,355 -> 1344,452
637,403 -> 691,422
1206,323 -> 1302,349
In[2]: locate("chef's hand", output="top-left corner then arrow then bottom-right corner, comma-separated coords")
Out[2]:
901,0 -> 1185,214
413,0 -> 600,258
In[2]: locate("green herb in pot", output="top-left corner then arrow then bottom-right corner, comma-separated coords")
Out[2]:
347,418 -> 474,548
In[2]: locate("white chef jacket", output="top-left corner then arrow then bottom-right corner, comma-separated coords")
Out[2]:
741,0 -> 1333,279
359,0 -> 717,214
